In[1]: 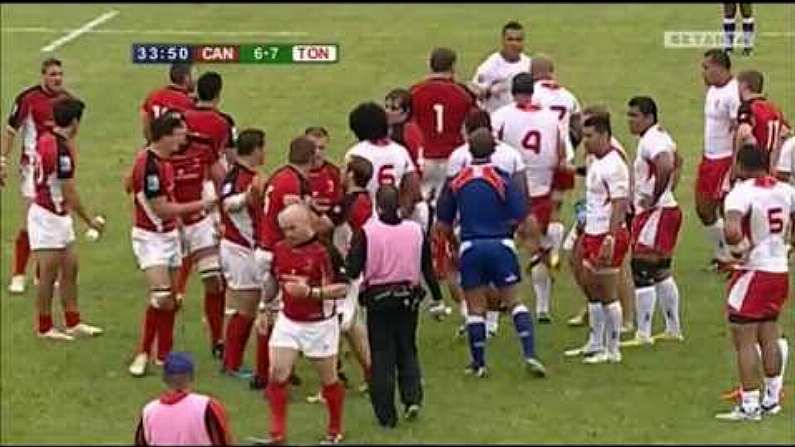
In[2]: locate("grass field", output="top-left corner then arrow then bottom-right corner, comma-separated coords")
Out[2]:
1,3 -> 794,444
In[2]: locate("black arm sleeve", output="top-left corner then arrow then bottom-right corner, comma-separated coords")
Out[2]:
420,235 -> 444,302
345,229 -> 367,280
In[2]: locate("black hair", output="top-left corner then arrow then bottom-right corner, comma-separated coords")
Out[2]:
53,98 -> 85,127
464,109 -> 492,134
511,72 -> 534,96
236,128 -> 265,156
628,96 -> 658,124
197,71 -> 222,101
429,48 -> 456,73
502,21 -> 523,35
469,128 -> 496,159
583,114 -> 612,137
736,143 -> 768,172
288,136 -> 316,165
347,155 -> 374,188
704,48 -> 731,70
349,102 -> 389,141
150,114 -> 185,142
376,184 -> 400,216
41,57 -> 62,74
169,63 -> 193,85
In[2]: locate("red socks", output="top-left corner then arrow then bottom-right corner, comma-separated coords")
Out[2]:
14,230 -> 30,276
256,328 -> 272,381
156,308 -> 176,361
266,381 -> 288,439
222,313 -> 253,372
204,289 -> 225,345
175,258 -> 192,296
64,311 -> 80,328
38,314 -> 53,334
322,381 -> 345,436
139,305 -> 159,355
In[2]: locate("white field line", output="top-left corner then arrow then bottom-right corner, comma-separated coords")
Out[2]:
4,27 -> 309,37
40,10 -> 120,52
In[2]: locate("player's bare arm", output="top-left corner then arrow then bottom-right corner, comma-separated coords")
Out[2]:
62,178 -> 103,231
648,151 -> 675,207
600,197 -> 629,264
0,126 -> 17,187
148,193 -> 215,219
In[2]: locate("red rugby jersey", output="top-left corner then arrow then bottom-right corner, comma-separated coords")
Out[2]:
33,131 -> 75,216
140,85 -> 195,121
131,148 -> 178,232
272,237 -> 343,322
410,76 -> 476,159
256,165 -> 311,250
738,97 -> 789,154
7,85 -> 73,164
220,162 -> 261,249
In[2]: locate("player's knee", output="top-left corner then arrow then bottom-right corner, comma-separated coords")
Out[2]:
269,362 -> 292,383
630,259 -> 657,288
197,254 -> 223,283
150,288 -> 173,309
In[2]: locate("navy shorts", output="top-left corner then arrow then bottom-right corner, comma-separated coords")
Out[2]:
459,238 -> 521,291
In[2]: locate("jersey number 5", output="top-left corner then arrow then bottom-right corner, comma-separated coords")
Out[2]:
767,207 -> 784,234
522,130 -> 542,154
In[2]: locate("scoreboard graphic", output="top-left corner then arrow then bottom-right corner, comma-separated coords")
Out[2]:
132,43 -> 339,64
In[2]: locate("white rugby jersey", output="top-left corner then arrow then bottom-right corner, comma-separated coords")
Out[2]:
585,149 -> 630,235
471,52 -> 532,113
446,140 -> 525,177
704,77 -> 740,160
491,102 -> 565,197
344,138 -> 416,199
633,124 -> 678,210
533,80 -> 581,162
724,177 -> 795,273
775,136 -> 794,182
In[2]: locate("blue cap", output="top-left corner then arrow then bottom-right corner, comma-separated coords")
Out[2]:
164,352 -> 194,376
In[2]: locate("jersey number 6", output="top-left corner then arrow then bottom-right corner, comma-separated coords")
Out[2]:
378,164 -> 396,185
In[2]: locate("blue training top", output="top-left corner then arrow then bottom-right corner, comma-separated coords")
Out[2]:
436,162 -> 527,241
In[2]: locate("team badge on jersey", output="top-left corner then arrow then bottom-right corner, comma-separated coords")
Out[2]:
146,174 -> 160,192
58,155 -> 72,172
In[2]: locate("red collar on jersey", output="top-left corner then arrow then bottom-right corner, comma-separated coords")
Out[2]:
539,80 -> 560,90
425,73 -> 455,82
515,101 -> 541,112
754,176 -> 778,188
450,165 -> 506,200
368,138 -> 390,147
159,389 -> 190,405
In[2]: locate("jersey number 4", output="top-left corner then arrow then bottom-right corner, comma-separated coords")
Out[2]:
522,130 -> 542,154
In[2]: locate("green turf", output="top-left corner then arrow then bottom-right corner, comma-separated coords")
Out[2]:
1,3 -> 793,444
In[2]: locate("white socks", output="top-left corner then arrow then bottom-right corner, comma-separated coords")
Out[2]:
635,286 -> 656,338
656,277 -> 681,336
762,376 -> 782,408
778,337 -> 789,380
741,389 -> 761,413
486,311 -> 500,334
547,222 -> 565,252
705,219 -> 728,260
587,301 -> 605,352
604,301 -> 623,355
531,264 -> 552,315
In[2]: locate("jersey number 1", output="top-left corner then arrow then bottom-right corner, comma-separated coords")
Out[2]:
433,103 -> 444,134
